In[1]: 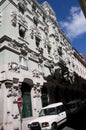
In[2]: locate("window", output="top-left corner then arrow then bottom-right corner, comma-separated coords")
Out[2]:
34,19 -> 38,27
35,37 -> 40,47
18,2 -> 25,15
43,15 -> 46,23
47,45 -> 51,54
19,5 -> 24,15
19,25 -> 26,38
58,46 -> 62,56
56,105 -> 65,114
32,4 -> 36,12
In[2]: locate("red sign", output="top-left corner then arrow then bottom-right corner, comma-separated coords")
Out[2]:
17,97 -> 22,106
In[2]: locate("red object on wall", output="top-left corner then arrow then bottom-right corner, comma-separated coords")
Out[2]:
17,97 -> 22,106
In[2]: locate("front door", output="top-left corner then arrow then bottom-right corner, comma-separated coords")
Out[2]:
22,92 -> 32,118
41,86 -> 48,107
21,82 -> 32,118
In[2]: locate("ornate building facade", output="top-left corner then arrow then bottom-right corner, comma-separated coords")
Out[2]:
0,0 -> 86,130
78,0 -> 86,18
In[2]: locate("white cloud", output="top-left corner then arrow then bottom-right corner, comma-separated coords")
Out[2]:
60,6 -> 86,39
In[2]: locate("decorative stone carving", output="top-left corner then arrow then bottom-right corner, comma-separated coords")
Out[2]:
18,14 -> 28,29
30,52 -> 38,61
68,71 -> 75,84
18,0 -> 27,11
48,61 -> 55,74
8,40 -> 19,50
38,50 -> 44,75
44,26 -> 48,34
5,80 -> 13,88
13,78 -> 19,90
43,36 -> 50,48
38,47 -> 43,63
53,49 -> 59,61
33,15 -> 39,23
8,62 -> 20,72
45,59 -> 50,67
32,69 -> 40,78
6,80 -> 20,98
7,87 -> 18,97
30,26 -> 41,39
33,83 -> 41,98
55,31 -> 59,41
20,43 -> 28,55
11,11 -> 17,26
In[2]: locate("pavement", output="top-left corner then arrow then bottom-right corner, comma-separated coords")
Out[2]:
62,126 -> 75,130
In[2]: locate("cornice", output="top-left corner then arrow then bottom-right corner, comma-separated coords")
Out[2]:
31,0 -> 45,14
0,44 -> 20,55
9,0 -> 18,8
0,35 -> 11,42
0,35 -> 20,54
58,28 -> 71,45
74,51 -> 86,67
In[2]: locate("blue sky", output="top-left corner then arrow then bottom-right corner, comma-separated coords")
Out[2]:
38,0 -> 86,56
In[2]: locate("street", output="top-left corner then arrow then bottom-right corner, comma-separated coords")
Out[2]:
58,105 -> 86,130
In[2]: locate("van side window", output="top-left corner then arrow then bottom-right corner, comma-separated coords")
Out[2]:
56,105 -> 65,114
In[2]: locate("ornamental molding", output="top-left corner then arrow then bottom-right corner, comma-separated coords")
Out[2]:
44,59 -> 51,67
18,0 -> 27,11
44,26 -> 49,34
53,49 -> 59,61
5,80 -> 13,88
29,51 -> 38,61
18,14 -> 28,29
20,43 -> 28,55
30,26 -> 41,39
8,62 -> 20,73
33,83 -> 41,98
33,14 -> 39,23
38,55 -> 43,64
43,37 -> 50,48
11,11 -> 17,27
8,40 -> 19,51
32,69 -> 40,78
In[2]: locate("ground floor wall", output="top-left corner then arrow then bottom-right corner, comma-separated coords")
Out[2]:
0,71 -> 86,130
0,69 -> 47,130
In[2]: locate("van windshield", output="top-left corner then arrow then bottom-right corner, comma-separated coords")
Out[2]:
39,107 -> 56,116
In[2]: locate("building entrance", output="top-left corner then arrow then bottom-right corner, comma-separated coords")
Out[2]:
21,82 -> 32,118
41,86 -> 48,107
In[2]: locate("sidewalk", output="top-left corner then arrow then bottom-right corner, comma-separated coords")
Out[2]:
62,126 -> 75,130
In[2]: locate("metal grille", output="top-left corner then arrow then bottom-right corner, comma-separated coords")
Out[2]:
30,122 -> 41,130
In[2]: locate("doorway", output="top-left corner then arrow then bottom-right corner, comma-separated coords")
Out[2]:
21,82 -> 32,118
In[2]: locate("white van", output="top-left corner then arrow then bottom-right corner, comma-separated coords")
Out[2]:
28,102 -> 67,130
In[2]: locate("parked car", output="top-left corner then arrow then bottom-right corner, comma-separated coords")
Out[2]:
82,99 -> 86,106
66,99 -> 82,115
28,102 -> 67,130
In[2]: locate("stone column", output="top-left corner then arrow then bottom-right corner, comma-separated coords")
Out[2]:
31,83 -> 42,117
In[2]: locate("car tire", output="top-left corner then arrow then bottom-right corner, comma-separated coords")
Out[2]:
51,123 -> 58,130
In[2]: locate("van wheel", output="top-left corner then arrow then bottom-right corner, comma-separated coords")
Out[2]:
51,123 -> 57,130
